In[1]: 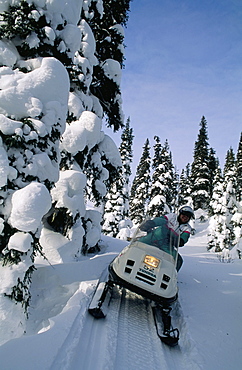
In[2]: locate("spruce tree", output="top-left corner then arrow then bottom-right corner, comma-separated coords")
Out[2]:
222,148 -> 237,249
208,149 -> 238,252
148,136 -> 163,217
42,0 -> 130,253
0,1 -> 70,312
130,139 -> 151,225
207,166 -> 225,251
236,132 -> 242,201
231,201 -> 242,257
178,163 -> 193,208
102,117 -> 133,237
190,116 -> 210,210
119,117 -> 134,218
168,148 -> 179,210
208,148 -> 218,197
224,147 -> 236,176
84,0 -> 131,131
102,179 -> 125,237
0,0 -> 131,314
148,137 -> 176,217
178,169 -> 187,207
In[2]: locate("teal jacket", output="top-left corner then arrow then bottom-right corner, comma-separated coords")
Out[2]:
152,214 -> 191,245
139,214 -> 192,257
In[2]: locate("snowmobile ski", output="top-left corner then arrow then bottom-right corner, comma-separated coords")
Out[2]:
88,280 -> 113,319
88,267 -> 113,318
152,304 -> 179,347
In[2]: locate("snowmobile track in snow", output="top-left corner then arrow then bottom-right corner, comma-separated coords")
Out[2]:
50,283 -> 202,370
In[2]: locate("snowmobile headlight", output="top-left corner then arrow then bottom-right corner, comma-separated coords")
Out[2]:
144,255 -> 160,268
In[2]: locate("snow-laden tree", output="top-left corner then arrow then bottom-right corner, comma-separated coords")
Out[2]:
208,149 -> 238,252
223,147 -> 236,176
148,137 -> 176,217
7,0 -> 130,255
0,0 -> 130,315
235,132 -> 242,201
165,141 -> 179,210
222,148 -> 238,249
208,148 -> 218,197
102,118 -> 133,238
0,1 -> 70,311
102,179 -> 125,237
178,169 -> 187,206
207,167 -> 226,251
231,201 -> 242,258
84,0 -> 131,131
190,116 -> 210,210
178,163 -> 193,208
118,117 -> 134,218
130,139 -> 151,225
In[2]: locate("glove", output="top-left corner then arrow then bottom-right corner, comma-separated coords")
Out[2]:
140,220 -> 156,232
191,228 -> 196,235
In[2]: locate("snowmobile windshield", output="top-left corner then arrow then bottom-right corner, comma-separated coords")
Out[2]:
137,222 -> 180,259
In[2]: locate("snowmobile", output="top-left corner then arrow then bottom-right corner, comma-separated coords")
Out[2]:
88,218 -> 181,346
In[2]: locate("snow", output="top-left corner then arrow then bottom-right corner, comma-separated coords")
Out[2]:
61,111 -> 103,155
0,141 -> 10,187
0,39 -> 19,67
0,216 -> 241,369
0,57 -> 69,131
102,59 -> 122,84
0,1 -> 241,368
51,170 -> 86,217
0,115 -> 22,135
8,232 -> 33,253
9,182 -> 52,232
98,134 -> 122,168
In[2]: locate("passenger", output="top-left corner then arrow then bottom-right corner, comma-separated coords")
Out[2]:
140,206 -> 195,271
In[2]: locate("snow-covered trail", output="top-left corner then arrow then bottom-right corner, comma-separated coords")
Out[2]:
0,218 -> 241,369
50,283 -> 202,370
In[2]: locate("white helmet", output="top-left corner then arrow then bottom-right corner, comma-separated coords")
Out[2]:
179,205 -> 195,219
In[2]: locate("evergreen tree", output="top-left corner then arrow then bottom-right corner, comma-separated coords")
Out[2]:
231,201 -> 242,257
235,132 -> 242,201
190,116 -> 210,210
208,149 -> 238,252
102,117 -> 133,237
102,179 -> 125,237
42,0 -> 130,253
221,148 -> 237,250
178,169 -> 187,207
166,143 -> 179,210
0,1 -> 70,311
148,136 -> 163,217
130,139 -> 151,225
207,166 -> 225,251
84,0 -> 131,131
178,163 -> 193,208
148,137 -> 175,217
119,117 -> 134,218
223,147 -> 236,176
223,148 -> 237,216
208,148 -> 218,197
0,0 -> 130,313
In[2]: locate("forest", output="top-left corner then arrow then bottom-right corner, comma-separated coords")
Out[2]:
0,0 -> 241,320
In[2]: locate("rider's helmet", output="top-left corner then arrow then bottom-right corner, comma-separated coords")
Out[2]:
178,205 -> 195,219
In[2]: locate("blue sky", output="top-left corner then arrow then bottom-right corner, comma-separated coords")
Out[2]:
106,0 -> 242,173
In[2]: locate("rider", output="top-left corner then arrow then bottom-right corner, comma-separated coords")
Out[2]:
164,206 -> 195,247
140,206 -> 195,271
